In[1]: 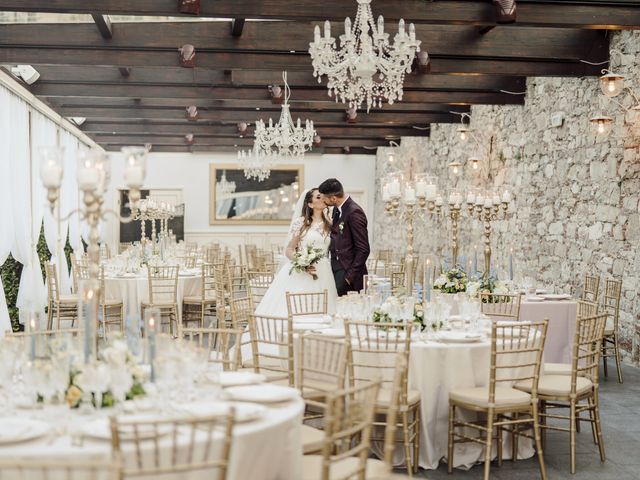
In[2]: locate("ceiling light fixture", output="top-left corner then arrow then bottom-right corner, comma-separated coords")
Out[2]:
309,0 -> 421,113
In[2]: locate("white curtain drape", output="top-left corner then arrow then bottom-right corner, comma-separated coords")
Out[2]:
0,87 -> 14,337
62,133 -> 82,254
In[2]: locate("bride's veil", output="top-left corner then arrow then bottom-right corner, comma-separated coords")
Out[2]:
283,188 -> 310,251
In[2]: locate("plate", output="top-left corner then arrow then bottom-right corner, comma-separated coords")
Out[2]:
173,401 -> 266,423
82,414 -> 171,441
316,328 -> 345,338
0,418 -> 51,444
293,315 -> 332,324
210,371 -> 266,387
535,289 -> 549,294
224,385 -> 299,404
293,323 -> 329,331
434,331 -> 484,344
525,296 -> 545,302
542,294 -> 571,300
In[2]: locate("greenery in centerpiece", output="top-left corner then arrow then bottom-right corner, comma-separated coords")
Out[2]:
433,267 -> 468,294
372,296 -> 425,331
467,275 -> 509,302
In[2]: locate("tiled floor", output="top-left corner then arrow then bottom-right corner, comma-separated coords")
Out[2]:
415,364 -> 640,480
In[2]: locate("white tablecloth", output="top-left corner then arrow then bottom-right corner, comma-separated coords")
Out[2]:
103,274 -> 202,320
0,389 -> 303,480
519,299 -> 577,363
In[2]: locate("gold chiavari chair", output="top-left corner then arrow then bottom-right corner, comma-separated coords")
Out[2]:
140,265 -> 179,336
344,321 -> 420,474
515,314 -> 607,474
286,291 -> 328,321
248,313 -> 294,385
70,254 -> 89,293
119,241 -> 132,253
244,244 -> 258,268
230,296 -> 253,331
246,270 -> 274,306
479,293 -> 522,321
581,273 -> 600,303
383,262 -> 404,280
301,380 -> 381,480
205,245 -> 221,264
226,264 -> 248,299
601,278 -> 623,383
183,254 -> 198,269
390,271 -> 406,295
577,299 -> 599,318
183,263 -> 220,328
264,262 -> 279,274
99,243 -> 111,261
0,457 -> 121,480
182,326 -> 243,371
185,241 -> 198,254
45,263 -> 78,330
97,265 -> 125,334
110,413 -> 235,480
449,320 -> 549,480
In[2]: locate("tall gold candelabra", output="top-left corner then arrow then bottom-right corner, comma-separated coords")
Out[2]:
467,199 -> 509,279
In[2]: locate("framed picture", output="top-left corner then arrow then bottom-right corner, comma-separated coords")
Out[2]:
209,164 -> 304,225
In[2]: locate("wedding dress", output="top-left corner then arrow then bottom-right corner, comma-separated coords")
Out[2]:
255,217 -> 337,318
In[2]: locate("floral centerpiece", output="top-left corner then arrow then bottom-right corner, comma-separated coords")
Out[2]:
372,296 -> 423,329
467,275 -> 509,302
433,268 -> 468,294
65,335 -> 146,408
290,245 -> 325,280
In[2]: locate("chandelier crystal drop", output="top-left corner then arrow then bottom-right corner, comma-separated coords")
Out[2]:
238,147 -> 276,182
253,72 -> 315,157
309,0 -> 421,113
217,170 -> 236,194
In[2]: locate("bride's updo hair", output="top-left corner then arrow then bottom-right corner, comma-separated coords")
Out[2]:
299,188 -> 331,237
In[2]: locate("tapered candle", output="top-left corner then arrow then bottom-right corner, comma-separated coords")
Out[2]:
29,315 -> 36,360
509,248 -> 514,281
148,314 -> 157,382
474,246 -> 478,273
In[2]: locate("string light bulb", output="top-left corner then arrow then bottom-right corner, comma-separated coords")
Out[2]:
599,72 -> 625,98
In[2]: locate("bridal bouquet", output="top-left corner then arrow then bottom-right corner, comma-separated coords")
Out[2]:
290,245 -> 325,280
433,268 -> 468,293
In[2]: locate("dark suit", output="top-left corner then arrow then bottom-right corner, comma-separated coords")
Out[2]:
329,197 -> 370,296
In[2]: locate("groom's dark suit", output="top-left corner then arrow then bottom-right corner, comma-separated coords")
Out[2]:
329,197 -> 370,296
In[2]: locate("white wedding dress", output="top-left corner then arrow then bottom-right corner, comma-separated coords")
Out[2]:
255,217 -> 337,317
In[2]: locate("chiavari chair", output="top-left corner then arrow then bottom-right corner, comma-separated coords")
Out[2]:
246,270 -> 274,306
118,241 -> 133,253
0,457 -> 121,480
182,326 -> 243,371
300,380 -> 381,480
390,271 -> 406,295
383,262 -> 404,280
226,264 -> 248,299
99,265 -> 125,334
479,293 -> 522,321
183,263 -> 220,328
185,242 -> 198,254
286,291 -> 328,321
140,265 -> 179,336
45,263 -> 78,330
450,320 -> 549,480
248,313 -> 294,385
110,413 -> 234,479
70,254 -> 89,293
515,314 -> 607,474
600,278 -> 623,383
205,245 -> 221,264
99,243 -> 111,261
581,273 -> 600,303
344,321 -> 420,474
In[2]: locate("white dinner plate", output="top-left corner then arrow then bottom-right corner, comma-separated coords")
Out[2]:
172,401 -> 266,423
224,385 -> 299,404
535,289 -> 549,294
293,323 -> 329,331
542,294 -> 572,300
434,331 -> 484,344
207,371 -> 266,387
0,418 -> 51,444
293,315 -> 332,324
82,414 -> 172,441
316,328 -> 345,338
525,296 -> 546,302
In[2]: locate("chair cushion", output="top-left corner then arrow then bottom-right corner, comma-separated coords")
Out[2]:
183,295 -> 216,304
376,388 -> 421,409
449,386 -> 532,408
364,459 -> 391,479
301,455 -> 365,480
543,363 -> 572,376
515,375 -> 593,397
58,294 -> 79,304
101,298 -> 123,307
302,425 -> 325,454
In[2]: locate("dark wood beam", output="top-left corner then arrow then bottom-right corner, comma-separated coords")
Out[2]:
0,48 -> 604,76
0,1 -> 638,30
0,22 -> 608,62
80,122 -> 430,138
90,14 -> 112,39
55,106 -> 458,124
231,18 -> 245,37
34,83 -> 525,105
103,144 -> 377,155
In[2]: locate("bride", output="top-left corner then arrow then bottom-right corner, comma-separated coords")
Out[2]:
255,188 -> 338,317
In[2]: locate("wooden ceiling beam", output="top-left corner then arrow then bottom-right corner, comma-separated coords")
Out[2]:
103,144 -> 377,155
0,22 -> 606,62
0,47 -> 604,76
0,1 -> 638,30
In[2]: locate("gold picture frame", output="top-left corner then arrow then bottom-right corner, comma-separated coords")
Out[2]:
209,164 -> 304,225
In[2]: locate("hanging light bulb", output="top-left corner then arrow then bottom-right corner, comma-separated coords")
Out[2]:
589,115 -> 613,136
448,160 -> 462,176
469,157 -> 480,170
457,125 -> 470,142
387,151 -> 395,163
599,72 -> 625,98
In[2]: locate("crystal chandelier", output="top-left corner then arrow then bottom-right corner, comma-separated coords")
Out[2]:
237,147 -> 276,182
309,0 -> 421,113
217,170 -> 236,194
254,72 -> 315,157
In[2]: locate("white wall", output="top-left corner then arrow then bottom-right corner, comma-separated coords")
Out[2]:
106,151 -> 376,252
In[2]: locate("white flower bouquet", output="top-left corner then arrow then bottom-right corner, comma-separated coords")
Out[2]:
467,276 -> 509,302
289,244 -> 325,280
433,268 -> 468,294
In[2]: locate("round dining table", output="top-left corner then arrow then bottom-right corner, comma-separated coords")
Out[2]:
0,384 -> 304,480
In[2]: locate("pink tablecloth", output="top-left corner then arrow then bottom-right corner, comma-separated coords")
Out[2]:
520,299 -> 577,363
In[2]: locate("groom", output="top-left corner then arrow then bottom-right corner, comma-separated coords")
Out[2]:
318,178 -> 370,296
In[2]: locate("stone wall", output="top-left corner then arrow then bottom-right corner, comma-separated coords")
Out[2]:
374,31 -> 640,365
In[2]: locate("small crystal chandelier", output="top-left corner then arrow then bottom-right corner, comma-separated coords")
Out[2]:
309,0 -> 421,113
254,72 -> 315,157
237,147 -> 276,182
217,170 -> 236,194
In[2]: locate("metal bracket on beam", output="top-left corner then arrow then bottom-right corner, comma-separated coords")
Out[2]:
269,84 -> 283,104
346,108 -> 357,124
231,18 -> 245,37
493,0 -> 516,24
186,105 -> 198,121
91,14 -> 112,39
479,25 -> 496,35
178,0 -> 200,15
178,44 -> 196,68
119,67 -> 131,77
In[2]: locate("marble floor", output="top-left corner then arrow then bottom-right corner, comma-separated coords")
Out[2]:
417,363 -> 640,480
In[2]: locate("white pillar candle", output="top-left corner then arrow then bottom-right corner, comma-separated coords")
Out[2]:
475,194 -> 484,206
501,190 -> 511,203
425,184 -> 436,200
382,184 -> 391,201
389,179 -> 401,197
435,195 -> 443,206
77,165 -> 100,190
415,180 -> 427,197
41,161 -> 63,188
492,194 -> 501,205
124,165 -> 144,187
466,192 -> 475,204
404,186 -> 416,204
484,197 -> 493,208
